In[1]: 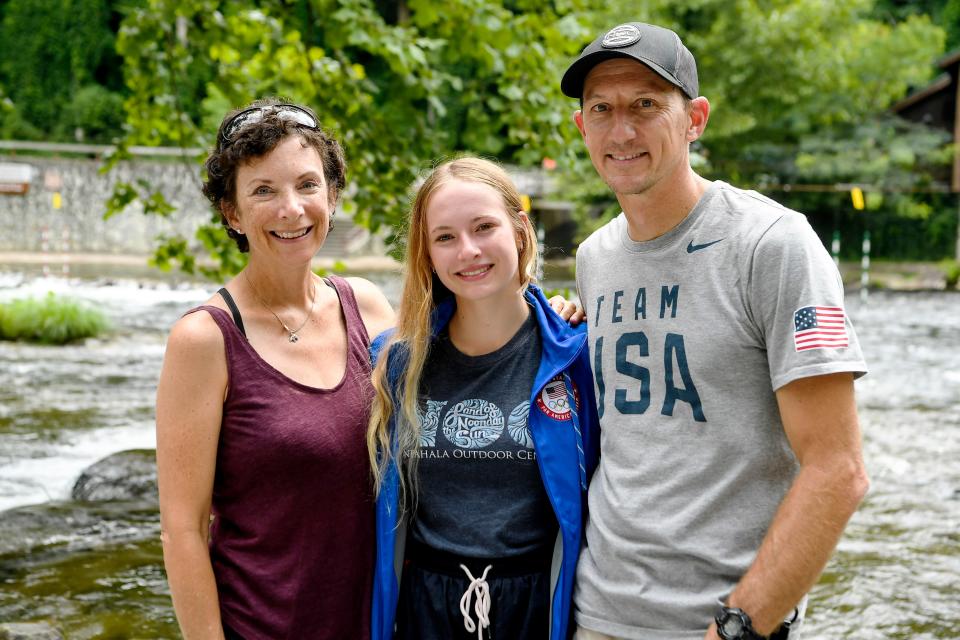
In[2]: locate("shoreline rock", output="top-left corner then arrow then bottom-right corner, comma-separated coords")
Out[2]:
1,450 -> 159,560
71,449 -> 157,504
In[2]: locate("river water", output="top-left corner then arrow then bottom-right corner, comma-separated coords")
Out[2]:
0,268 -> 957,638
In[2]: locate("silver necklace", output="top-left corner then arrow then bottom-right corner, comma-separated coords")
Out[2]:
245,272 -> 317,343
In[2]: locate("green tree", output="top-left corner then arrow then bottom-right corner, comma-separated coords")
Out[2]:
0,0 -> 129,142
111,0 -> 593,279
874,0 -> 960,49
59,84 -> 126,143
560,0 -> 949,253
111,0 -> 948,277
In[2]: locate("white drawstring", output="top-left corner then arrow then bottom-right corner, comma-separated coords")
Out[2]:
459,563 -> 493,640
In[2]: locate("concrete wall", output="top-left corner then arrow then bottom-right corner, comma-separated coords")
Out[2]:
0,155 -> 206,255
0,154 -> 379,258
0,153 -> 570,258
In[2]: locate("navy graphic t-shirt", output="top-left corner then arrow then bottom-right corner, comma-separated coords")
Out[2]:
410,310 -> 558,558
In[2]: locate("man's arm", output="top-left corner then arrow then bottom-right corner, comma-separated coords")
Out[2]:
705,372 -> 869,638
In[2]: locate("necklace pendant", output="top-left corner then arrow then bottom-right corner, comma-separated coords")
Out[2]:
288,333 -> 299,343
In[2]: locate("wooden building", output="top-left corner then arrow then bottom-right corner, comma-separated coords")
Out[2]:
892,49 -> 960,192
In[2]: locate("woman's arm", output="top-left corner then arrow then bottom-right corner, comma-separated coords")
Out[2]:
156,311 -> 229,640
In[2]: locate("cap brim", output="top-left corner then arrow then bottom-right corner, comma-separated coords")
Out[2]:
560,50 -> 691,100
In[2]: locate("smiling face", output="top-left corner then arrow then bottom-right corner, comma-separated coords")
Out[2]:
575,58 -> 702,198
425,179 -> 525,306
223,135 -> 331,265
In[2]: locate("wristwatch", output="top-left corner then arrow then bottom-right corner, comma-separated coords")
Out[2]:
715,606 -> 762,640
715,606 -> 792,640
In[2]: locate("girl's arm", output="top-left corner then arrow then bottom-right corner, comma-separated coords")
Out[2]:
156,311 -> 229,640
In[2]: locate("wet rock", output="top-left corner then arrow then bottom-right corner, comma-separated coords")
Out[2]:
71,449 -> 157,504
0,623 -> 64,640
0,500 -> 159,559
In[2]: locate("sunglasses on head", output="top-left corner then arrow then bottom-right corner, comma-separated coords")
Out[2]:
217,104 -> 319,149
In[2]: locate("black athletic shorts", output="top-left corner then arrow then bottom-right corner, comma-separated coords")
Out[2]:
394,538 -> 553,640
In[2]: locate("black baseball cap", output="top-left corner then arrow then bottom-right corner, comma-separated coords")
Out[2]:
561,22 -> 699,100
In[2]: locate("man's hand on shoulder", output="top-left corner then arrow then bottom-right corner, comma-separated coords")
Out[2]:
548,294 -> 586,326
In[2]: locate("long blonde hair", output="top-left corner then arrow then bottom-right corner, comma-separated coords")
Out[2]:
366,157 -> 539,508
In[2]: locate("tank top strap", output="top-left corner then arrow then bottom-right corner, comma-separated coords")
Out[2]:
324,275 -> 371,352
216,288 -> 246,337
183,304 -> 250,363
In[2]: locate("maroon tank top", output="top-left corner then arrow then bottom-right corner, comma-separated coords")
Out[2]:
187,275 -> 374,639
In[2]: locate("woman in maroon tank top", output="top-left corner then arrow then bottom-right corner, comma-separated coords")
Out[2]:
155,99 -> 395,639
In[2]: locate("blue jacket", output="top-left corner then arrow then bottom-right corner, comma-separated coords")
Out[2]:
369,285 -> 600,640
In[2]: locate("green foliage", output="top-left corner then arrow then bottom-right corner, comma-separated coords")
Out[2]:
945,0 -> 960,50
101,0 -> 952,274
195,218 -> 247,280
939,258 -> 960,288
0,0 -> 125,142
58,84 -> 126,144
0,103 -> 45,140
104,178 -> 176,220
570,0 -> 943,144
0,294 -> 112,345
792,118 -> 951,188
776,191 -> 957,261
543,287 -> 572,301
873,0 -> 960,49
557,0 -> 950,254
149,234 -> 197,273
766,116 -> 952,218
110,0 -> 594,281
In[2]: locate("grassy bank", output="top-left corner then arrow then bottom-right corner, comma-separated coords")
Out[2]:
0,294 -> 111,344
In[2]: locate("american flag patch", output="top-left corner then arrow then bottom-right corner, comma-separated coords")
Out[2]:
794,306 -> 849,352
536,374 -> 579,421
546,386 -> 567,402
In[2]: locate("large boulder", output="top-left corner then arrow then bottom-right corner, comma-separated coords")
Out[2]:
0,623 -> 64,640
71,449 -> 157,504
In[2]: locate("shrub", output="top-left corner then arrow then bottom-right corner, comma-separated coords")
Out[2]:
57,84 -> 125,143
0,293 -> 111,344
0,103 -> 45,140
939,259 -> 960,290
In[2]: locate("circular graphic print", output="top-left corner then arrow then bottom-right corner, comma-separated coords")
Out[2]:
442,398 -> 504,449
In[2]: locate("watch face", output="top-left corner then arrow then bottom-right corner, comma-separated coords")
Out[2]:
723,616 -> 743,636
720,614 -> 745,638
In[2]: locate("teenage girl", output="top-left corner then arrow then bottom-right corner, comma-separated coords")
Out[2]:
367,157 -> 600,640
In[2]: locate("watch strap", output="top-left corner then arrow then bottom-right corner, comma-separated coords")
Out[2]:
716,605 -> 793,640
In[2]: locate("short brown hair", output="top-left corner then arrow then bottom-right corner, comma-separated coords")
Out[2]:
201,98 -> 347,252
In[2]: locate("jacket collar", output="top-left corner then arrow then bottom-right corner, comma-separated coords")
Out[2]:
430,284 -> 586,389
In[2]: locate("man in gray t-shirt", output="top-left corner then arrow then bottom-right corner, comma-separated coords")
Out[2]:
559,22 -> 870,640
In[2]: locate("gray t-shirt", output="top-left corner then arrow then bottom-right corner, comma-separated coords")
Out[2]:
573,181 -> 867,639
410,311 -> 558,558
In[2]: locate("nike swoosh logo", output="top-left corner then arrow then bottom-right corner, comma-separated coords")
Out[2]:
686,238 -> 724,253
